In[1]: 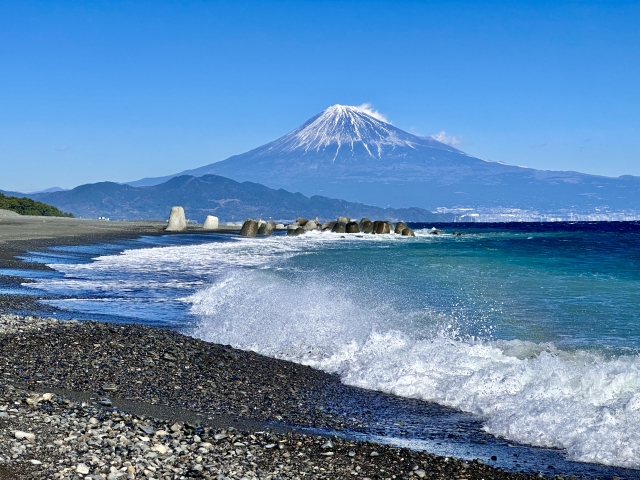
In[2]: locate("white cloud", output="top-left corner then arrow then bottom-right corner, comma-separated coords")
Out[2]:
55,146 -> 70,152
432,131 -> 462,147
355,103 -> 390,123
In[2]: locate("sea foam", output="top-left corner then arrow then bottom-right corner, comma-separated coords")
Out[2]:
188,267 -> 640,469
32,232 -> 640,468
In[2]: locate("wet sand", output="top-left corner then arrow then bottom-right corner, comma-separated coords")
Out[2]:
0,215 -> 165,268
0,214 -> 239,314
0,214 -> 243,268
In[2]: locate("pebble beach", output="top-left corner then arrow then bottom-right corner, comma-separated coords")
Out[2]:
0,314 -> 548,480
0,215 -> 603,479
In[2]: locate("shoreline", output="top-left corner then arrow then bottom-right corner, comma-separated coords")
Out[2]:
0,214 -> 240,315
0,214 -> 246,270
0,217 -> 164,317
1,314 -> 545,480
0,217 -> 636,479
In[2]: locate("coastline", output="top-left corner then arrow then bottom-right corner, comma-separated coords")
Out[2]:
0,215 -> 241,314
0,214 -> 247,269
0,216 -> 635,479
0,216 -> 165,270
1,314 -> 543,480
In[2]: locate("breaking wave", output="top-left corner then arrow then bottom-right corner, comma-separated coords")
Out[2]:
189,269 -> 640,469
28,230 -> 640,469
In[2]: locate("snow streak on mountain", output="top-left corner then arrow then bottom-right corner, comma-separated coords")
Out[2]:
269,105 -> 438,159
129,105 -> 640,213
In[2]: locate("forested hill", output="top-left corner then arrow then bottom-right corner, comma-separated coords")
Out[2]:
0,193 -> 74,217
23,174 -> 451,222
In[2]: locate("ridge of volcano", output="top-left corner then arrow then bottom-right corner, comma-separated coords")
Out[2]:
129,105 -> 640,213
262,104 -> 455,159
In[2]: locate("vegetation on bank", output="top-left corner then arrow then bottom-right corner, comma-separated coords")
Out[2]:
0,193 -> 74,217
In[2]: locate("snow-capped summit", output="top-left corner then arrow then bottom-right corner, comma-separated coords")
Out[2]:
128,104 -> 640,212
130,104 -> 460,191
271,104 -> 418,158
264,104 -> 455,160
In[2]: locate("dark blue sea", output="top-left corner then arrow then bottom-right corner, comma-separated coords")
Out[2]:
4,221 -> 640,476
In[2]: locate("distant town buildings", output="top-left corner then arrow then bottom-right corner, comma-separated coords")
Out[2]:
435,207 -> 640,223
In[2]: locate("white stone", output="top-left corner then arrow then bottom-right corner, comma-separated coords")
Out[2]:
165,206 -> 187,231
151,444 -> 168,454
76,464 -> 90,475
14,431 -> 35,441
202,215 -> 219,230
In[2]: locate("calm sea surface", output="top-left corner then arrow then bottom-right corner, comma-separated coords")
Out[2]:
4,221 -> 640,473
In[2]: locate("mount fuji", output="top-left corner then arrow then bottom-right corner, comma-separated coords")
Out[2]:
130,105 -> 640,213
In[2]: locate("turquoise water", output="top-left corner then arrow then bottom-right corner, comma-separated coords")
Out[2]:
5,221 -> 640,470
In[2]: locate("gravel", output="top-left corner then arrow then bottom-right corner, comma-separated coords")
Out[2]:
0,314 -> 560,479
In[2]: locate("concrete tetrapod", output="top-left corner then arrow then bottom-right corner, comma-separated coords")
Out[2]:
373,221 -> 391,234
203,216 -> 219,230
394,222 -> 407,234
303,220 -> 318,231
345,221 -> 360,233
166,206 -> 187,232
359,218 -> 374,234
240,219 -> 259,237
321,221 -> 336,231
332,222 -> 347,233
258,220 -> 276,236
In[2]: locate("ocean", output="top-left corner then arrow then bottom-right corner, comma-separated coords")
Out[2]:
4,221 -> 640,474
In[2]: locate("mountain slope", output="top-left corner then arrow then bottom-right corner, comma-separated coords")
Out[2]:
28,174 -> 451,222
129,105 -> 640,212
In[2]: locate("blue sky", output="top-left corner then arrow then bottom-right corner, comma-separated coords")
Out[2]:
1,0 -> 639,192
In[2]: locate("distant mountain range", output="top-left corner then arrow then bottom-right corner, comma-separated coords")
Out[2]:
30,187 -> 69,194
5,175 -> 451,222
130,104 -> 640,213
